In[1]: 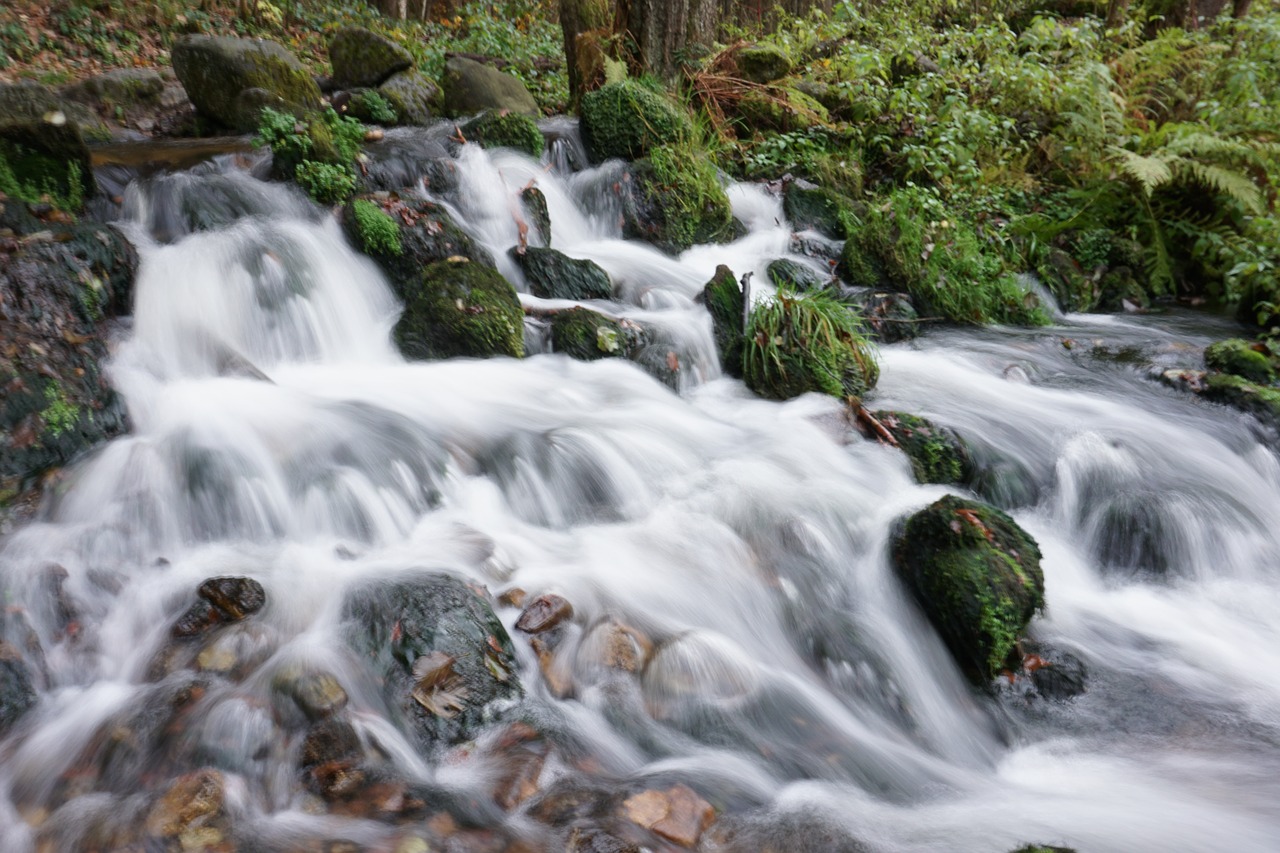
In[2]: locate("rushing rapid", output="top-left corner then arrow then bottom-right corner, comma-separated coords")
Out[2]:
2,125 -> 1279,852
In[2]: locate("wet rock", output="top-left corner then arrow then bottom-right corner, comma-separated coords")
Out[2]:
528,778 -> 615,826
171,35 -> 322,131
300,717 -> 363,772
620,153 -> 734,254
735,44 -> 794,84
461,110 -> 545,158
0,82 -> 96,203
870,411 -> 973,486
329,27 -> 414,89
379,70 -> 441,126
1025,643 -> 1088,700
516,594 -> 574,634
529,633 -> 575,699
342,572 -> 522,750
703,808 -> 872,852
845,288 -> 920,343
783,184 -> 854,240
520,186 -> 551,248
276,667 -> 349,721
512,246 -> 612,301
172,576 -> 266,638
622,784 -> 715,848
700,265 -> 746,379
892,495 -> 1044,682
766,258 -> 827,292
579,80 -> 689,163
568,826 -> 643,853
142,769 -> 229,848
1163,368 -> 1280,431
487,721 -> 549,809
1204,338 -> 1275,384
62,69 -> 165,109
576,618 -> 652,677
341,194 -> 493,294
396,258 -> 525,360
0,645 -> 37,736
1009,847 -> 1077,853
1,224 -> 136,499
441,56 -> 540,119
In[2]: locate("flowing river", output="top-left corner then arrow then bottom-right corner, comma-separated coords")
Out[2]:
2,125 -> 1279,852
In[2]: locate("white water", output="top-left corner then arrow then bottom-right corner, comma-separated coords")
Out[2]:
2,133 -> 1279,851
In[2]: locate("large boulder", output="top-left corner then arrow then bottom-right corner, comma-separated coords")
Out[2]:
329,27 -> 413,88
1,225 -> 137,505
700,265 -> 746,379
440,56 -> 539,119
396,258 -> 524,360
62,68 -> 165,109
510,246 -> 612,301
621,146 -> 734,253
341,194 -> 493,296
735,44 -> 794,83
549,307 -> 638,361
891,495 -> 1044,682
579,80 -> 689,163
171,35 -> 322,131
0,82 -> 95,205
378,69 -> 440,126
343,572 -> 522,750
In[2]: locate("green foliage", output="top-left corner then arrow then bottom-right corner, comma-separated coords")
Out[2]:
40,385 -> 81,438
351,199 -> 402,256
0,143 -> 85,213
1204,339 -> 1275,385
640,144 -> 733,251
256,106 -> 364,205
743,285 -> 878,401
352,90 -> 398,123
580,80 -> 691,162
293,161 -> 356,206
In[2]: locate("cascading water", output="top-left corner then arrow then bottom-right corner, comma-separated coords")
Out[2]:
2,124 -> 1279,852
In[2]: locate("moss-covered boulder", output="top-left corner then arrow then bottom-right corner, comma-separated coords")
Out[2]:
743,288 -> 878,401
736,44 -> 794,83
733,86 -> 828,134
343,572 -> 522,750
521,186 -> 551,248
378,70 -> 440,126
579,80 -> 690,163
329,27 -> 413,89
549,307 -> 629,361
396,258 -> 524,360
784,184 -> 855,240
1,225 -> 136,504
622,146 -> 734,254
461,110 -> 544,157
701,265 -> 746,379
440,56 -> 539,119
1204,338 -> 1275,384
873,411 -> 972,485
510,246 -> 612,301
341,194 -> 493,296
891,495 -> 1044,682
0,82 -> 95,206
172,35 -> 322,131
62,68 -> 165,109
766,258 -> 826,291
1201,372 -> 1280,426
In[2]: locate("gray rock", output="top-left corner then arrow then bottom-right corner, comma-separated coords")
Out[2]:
440,56 -> 539,118
171,35 -> 322,131
378,69 -> 439,125
329,27 -> 413,88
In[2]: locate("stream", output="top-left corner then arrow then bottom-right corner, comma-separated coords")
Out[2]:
2,123 -> 1279,852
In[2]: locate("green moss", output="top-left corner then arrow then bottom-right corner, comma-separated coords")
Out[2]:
40,385 -> 82,438
293,161 -> 356,205
1201,372 -> 1280,424
579,80 -> 690,162
351,199 -> 402,256
257,107 -> 363,204
1204,338 -> 1275,384
843,188 -> 1047,326
395,258 -> 524,360
875,411 -> 972,485
628,144 -> 733,252
461,110 -> 544,157
743,286 -> 878,401
702,265 -> 746,379
892,495 -> 1044,682
736,44 -> 794,84
734,86 -> 828,134
549,307 -> 625,360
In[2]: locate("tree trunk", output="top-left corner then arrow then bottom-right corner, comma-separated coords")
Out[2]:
620,0 -> 718,79
1105,0 -> 1130,29
1232,0 -> 1253,17
561,0 -> 613,107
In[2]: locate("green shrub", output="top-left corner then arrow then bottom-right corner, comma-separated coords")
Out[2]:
257,106 -> 364,204
293,161 -> 356,205
351,199 -> 402,256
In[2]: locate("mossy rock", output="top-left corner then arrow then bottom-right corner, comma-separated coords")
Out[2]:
349,199 -> 402,257
838,237 -> 887,289
873,411 -> 972,485
510,246 -> 612,301
701,265 -> 746,379
62,68 -> 165,108
340,89 -> 400,125
733,87 -> 827,134
1204,338 -> 1275,384
549,307 -> 629,361
341,194 -> 493,297
736,44 -> 794,83
521,186 -> 551,248
0,82 -> 95,206
783,184 -> 855,240
342,572 -> 521,750
461,110 -> 544,157
579,80 -> 690,163
1200,372 -> 1280,427
766,258 -> 826,292
329,27 -> 413,89
172,35 -> 322,131
743,290 -> 878,401
440,56 -> 539,119
845,289 -> 920,343
378,70 -> 440,126
891,495 -> 1044,682
1037,248 -> 1096,313
1097,266 -> 1148,313
623,146 -> 734,254
395,258 -> 524,360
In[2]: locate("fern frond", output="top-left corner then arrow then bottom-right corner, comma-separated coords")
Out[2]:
1176,161 -> 1266,214
1109,147 -> 1174,196
1163,130 -> 1264,167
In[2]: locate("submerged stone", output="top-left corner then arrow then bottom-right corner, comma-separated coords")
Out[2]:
891,494 -> 1044,682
